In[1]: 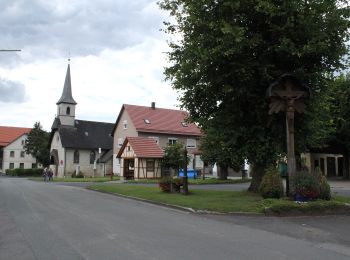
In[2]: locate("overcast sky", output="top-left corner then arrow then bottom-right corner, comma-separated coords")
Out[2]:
0,0 -> 179,131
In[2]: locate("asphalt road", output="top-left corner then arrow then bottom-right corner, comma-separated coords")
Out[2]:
1,177 -> 350,260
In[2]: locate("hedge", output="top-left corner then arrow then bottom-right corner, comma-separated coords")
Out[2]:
6,168 -> 43,177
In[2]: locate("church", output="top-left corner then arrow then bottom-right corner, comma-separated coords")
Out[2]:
49,63 -> 114,178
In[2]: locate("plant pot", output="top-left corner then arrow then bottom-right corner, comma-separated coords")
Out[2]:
295,193 -> 309,202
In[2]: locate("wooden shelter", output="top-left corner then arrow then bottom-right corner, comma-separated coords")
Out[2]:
117,137 -> 164,179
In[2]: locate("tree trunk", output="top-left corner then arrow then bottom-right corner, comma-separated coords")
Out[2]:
343,151 -> 349,179
217,165 -> 228,180
248,164 -> 265,193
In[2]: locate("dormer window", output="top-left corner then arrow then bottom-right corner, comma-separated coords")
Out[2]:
144,119 -> 151,124
66,107 -> 70,115
181,122 -> 188,127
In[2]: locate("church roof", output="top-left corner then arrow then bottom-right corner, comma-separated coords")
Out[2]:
0,126 -> 31,147
112,104 -> 202,137
56,64 -> 77,105
52,119 -> 114,150
117,137 -> 164,158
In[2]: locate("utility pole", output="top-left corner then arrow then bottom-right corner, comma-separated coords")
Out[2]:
0,49 -> 21,52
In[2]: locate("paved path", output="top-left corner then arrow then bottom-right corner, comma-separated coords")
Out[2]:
1,177 -> 350,259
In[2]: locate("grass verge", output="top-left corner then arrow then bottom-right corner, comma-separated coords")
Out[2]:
29,176 -> 119,182
88,184 -> 350,215
126,178 -> 251,185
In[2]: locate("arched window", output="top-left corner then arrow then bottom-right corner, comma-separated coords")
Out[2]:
90,151 -> 96,164
66,107 -> 70,115
73,150 -> 79,164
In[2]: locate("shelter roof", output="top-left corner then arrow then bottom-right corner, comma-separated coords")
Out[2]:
117,137 -> 164,158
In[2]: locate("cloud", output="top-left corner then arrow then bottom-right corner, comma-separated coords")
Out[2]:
0,0 -> 169,65
0,78 -> 26,103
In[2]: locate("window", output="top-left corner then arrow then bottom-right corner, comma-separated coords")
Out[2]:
9,163 -> 14,169
74,150 -> 79,164
186,139 -> 197,148
146,159 -> 155,172
21,139 -> 25,145
148,136 -> 159,144
90,151 -> 96,164
144,119 -> 151,124
10,151 -> 14,157
118,138 -> 124,148
181,122 -> 188,127
19,163 -> 24,169
168,138 -> 177,146
56,135 -> 60,142
66,107 -> 70,115
20,151 -> 25,158
123,120 -> 128,129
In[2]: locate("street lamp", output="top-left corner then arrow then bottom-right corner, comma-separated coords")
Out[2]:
267,74 -> 311,196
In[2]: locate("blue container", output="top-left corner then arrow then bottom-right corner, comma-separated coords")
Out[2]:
179,169 -> 197,179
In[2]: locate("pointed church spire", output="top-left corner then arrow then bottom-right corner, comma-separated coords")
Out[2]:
56,62 -> 77,105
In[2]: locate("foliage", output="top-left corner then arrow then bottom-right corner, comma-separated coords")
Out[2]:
259,167 -> 284,199
6,168 -> 43,177
159,0 -> 350,191
162,143 -> 189,173
291,171 -> 320,199
70,171 -> 84,178
158,177 -> 173,192
89,184 -> 350,214
158,177 -> 184,192
313,167 -> 331,200
24,122 -> 50,167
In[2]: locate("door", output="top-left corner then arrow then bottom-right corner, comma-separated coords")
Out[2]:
326,157 -> 336,177
124,159 -> 135,180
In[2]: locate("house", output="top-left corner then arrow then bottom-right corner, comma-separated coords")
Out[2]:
0,126 -> 38,172
49,63 -> 114,177
117,137 -> 164,179
111,102 -> 204,178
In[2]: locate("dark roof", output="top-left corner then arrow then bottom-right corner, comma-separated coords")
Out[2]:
117,137 -> 164,158
52,119 -> 114,150
56,64 -> 77,105
97,149 -> 113,163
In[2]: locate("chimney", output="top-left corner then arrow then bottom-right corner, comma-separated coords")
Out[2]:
151,102 -> 155,109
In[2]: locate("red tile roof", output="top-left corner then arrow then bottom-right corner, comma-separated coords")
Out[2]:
118,137 -> 164,158
123,104 -> 201,136
0,126 -> 31,147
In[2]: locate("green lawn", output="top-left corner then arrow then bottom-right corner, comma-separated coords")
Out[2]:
88,184 -> 350,215
126,178 -> 251,185
29,176 -> 119,182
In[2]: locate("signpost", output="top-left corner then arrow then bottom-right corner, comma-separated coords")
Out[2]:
267,74 -> 310,196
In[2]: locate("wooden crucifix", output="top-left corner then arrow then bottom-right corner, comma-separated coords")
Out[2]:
267,74 -> 310,196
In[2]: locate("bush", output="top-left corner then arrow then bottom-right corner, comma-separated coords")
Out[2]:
291,171 -> 320,200
319,175 -> 331,200
159,177 -> 172,192
6,168 -> 43,177
259,167 -> 284,199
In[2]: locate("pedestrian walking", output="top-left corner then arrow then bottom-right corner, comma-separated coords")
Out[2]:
48,168 -> 53,181
42,167 -> 48,182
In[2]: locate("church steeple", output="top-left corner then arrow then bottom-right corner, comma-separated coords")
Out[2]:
56,63 -> 77,105
56,61 -> 77,126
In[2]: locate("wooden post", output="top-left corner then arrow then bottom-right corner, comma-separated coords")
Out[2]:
183,149 -> 189,195
286,100 -> 296,196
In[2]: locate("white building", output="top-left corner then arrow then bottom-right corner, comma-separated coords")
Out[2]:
0,126 -> 38,172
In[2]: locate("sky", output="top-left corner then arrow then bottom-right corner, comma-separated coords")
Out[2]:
0,0 -> 179,131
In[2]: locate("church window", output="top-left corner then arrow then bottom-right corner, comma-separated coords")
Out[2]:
74,150 -> 79,164
90,151 -> 96,164
66,107 -> 71,115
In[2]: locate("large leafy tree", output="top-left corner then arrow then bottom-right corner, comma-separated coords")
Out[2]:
159,0 -> 350,191
24,122 -> 50,167
162,143 -> 190,175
